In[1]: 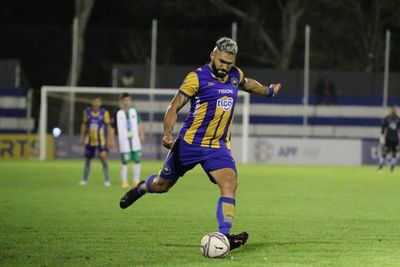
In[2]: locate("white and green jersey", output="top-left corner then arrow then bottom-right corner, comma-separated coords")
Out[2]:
116,107 -> 142,153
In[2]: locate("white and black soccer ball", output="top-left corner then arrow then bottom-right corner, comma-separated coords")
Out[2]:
200,232 -> 230,258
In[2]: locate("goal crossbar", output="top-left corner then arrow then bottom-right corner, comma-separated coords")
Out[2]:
39,86 -> 250,162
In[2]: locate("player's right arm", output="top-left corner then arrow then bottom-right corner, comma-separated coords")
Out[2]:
381,117 -> 387,135
80,110 -> 87,146
163,93 -> 190,149
104,110 -> 115,148
380,117 -> 387,145
163,71 -> 198,149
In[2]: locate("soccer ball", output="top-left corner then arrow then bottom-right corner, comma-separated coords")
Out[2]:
200,232 -> 230,258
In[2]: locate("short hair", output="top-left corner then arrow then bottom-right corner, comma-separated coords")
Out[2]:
120,92 -> 131,100
215,37 -> 238,56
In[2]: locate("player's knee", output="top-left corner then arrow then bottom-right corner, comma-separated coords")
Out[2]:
154,184 -> 169,193
230,177 -> 238,192
221,174 -> 237,192
152,177 -> 172,193
99,154 -> 107,162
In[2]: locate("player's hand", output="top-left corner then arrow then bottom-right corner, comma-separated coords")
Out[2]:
79,136 -> 85,146
379,136 -> 385,145
162,133 -> 174,149
270,83 -> 281,96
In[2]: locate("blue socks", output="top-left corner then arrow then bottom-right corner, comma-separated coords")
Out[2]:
138,174 -> 157,194
216,197 -> 236,234
83,162 -> 90,181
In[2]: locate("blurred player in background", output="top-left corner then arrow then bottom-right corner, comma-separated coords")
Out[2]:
119,37 -> 281,251
115,93 -> 145,188
378,105 -> 400,172
79,97 -> 114,186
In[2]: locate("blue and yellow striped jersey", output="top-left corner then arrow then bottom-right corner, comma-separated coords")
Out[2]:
83,107 -> 111,147
178,64 -> 244,149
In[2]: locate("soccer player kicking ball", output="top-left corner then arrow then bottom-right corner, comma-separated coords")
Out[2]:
115,93 -> 145,188
378,105 -> 400,172
119,37 -> 282,251
79,97 -> 114,186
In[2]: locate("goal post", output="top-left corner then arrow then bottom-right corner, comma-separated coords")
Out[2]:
39,86 -> 250,162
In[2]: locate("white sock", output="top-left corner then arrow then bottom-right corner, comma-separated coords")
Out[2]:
121,164 -> 128,183
133,163 -> 141,183
391,157 -> 397,167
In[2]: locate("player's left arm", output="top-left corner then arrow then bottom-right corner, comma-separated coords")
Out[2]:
240,78 -> 281,97
104,111 -> 115,148
139,123 -> 145,143
137,112 -> 145,143
235,66 -> 281,96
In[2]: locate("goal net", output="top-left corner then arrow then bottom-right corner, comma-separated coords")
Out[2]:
39,86 -> 250,162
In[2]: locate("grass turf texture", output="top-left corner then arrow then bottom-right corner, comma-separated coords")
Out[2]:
1,160 -> 400,266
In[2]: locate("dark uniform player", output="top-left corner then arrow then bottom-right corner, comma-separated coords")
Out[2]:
378,105 -> 400,172
119,37 -> 282,251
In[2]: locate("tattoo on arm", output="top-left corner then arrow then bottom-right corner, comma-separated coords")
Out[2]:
164,93 -> 190,135
176,93 -> 190,112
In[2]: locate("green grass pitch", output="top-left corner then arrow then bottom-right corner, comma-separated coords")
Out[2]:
1,160 -> 400,266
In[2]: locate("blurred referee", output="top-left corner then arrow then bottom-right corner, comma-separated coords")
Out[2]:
378,105 -> 400,172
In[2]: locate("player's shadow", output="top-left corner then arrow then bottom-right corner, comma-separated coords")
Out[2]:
162,241 -> 338,250
162,243 -> 199,248
242,241 -> 339,251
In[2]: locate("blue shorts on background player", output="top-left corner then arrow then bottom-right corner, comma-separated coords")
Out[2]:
119,37 -> 282,251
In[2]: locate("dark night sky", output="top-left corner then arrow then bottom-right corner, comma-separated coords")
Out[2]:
0,0 -> 234,88
1,0 -> 400,89
0,1 -> 74,87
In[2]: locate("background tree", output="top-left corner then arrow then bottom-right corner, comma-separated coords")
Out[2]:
310,0 -> 399,72
69,0 -> 96,85
60,0 -> 95,133
209,0 -> 308,70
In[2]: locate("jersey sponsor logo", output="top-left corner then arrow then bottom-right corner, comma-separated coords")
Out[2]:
216,97 -> 234,112
217,89 -> 233,94
231,77 -> 238,87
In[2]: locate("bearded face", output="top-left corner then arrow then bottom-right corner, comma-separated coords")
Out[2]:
210,49 -> 235,78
